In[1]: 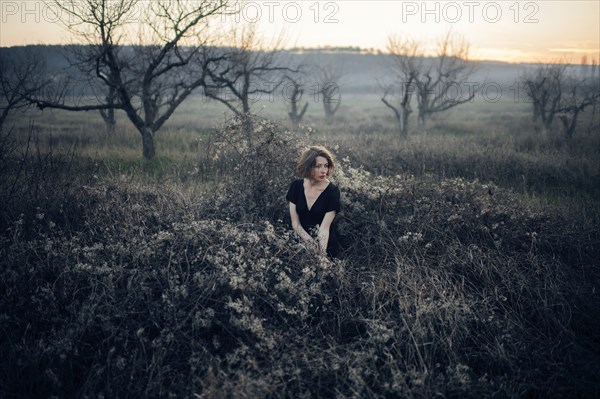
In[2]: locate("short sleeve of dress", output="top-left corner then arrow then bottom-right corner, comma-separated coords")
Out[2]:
286,180 -> 299,204
324,184 -> 341,213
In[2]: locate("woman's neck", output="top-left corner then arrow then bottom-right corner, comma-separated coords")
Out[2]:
305,177 -> 329,188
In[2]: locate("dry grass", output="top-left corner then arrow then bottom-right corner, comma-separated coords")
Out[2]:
1,115 -> 599,398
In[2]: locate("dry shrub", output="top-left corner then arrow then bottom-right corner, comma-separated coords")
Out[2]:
1,179 -> 340,398
2,117 -> 599,398
332,159 -> 600,396
0,126 -> 93,237
337,132 -> 600,205
204,115 -> 313,223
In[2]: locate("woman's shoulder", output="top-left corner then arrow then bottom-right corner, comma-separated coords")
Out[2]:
326,181 -> 340,193
287,179 -> 304,194
323,181 -> 341,212
324,181 -> 340,203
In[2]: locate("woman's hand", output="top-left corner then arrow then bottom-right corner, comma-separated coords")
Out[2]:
317,253 -> 333,269
317,210 -> 336,256
302,237 -> 320,253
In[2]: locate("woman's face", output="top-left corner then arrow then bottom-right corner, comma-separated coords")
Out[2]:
311,155 -> 330,182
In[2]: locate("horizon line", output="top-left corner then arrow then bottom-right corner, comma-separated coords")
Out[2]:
2,43 -> 598,66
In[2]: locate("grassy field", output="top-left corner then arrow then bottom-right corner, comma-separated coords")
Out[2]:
7,93 -> 600,211
1,93 -> 600,397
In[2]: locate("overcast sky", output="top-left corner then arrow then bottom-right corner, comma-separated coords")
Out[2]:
1,0 -> 598,63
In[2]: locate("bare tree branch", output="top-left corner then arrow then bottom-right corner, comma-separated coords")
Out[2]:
522,62 -> 568,128
202,24 -> 296,119
415,31 -> 477,126
523,61 -> 600,138
33,0 -> 230,159
0,49 -> 49,130
315,63 -> 343,123
382,32 -> 476,131
283,73 -> 309,128
379,35 -> 421,136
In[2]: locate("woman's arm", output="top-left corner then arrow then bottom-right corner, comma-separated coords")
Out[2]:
317,210 -> 336,255
289,202 -> 316,245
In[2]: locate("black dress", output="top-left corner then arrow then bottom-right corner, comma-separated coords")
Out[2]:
286,179 -> 341,257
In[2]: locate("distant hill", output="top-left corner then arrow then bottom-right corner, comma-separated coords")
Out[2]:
1,45 -> 596,95
283,48 -> 535,93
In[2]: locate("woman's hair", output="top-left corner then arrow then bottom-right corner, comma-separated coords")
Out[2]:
295,145 -> 336,178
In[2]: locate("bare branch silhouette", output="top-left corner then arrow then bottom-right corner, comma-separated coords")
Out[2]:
382,32 -> 477,131
414,32 -> 477,126
380,36 -> 420,136
32,0 -> 231,159
316,63 -> 343,123
523,61 -> 600,138
0,50 -> 49,131
283,74 -> 309,128
202,25 -> 296,118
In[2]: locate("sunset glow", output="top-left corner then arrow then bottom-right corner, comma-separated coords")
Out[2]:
0,0 -> 599,64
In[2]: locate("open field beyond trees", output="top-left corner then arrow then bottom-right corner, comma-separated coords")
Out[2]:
1,90 -> 600,397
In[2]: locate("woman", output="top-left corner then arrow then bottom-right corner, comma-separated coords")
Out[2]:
286,145 -> 341,258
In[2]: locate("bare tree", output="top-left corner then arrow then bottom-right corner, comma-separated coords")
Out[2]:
380,81 -> 414,137
523,62 -> 600,138
381,32 -> 476,130
283,74 -> 309,128
414,32 -> 477,126
33,0 -> 230,159
522,62 -> 567,128
0,49 -> 48,131
65,44 -> 120,135
202,25 -> 294,118
316,63 -> 342,123
380,36 -> 420,136
557,76 -> 600,139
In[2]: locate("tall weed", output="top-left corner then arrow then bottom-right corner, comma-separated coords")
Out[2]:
1,117 -> 599,398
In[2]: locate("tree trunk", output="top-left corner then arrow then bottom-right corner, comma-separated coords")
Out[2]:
100,108 -> 116,136
560,109 -> 579,140
381,96 -> 410,138
241,113 -> 254,149
323,101 -> 339,125
140,127 -> 155,159
418,112 -> 426,126
0,108 -> 10,131
401,108 -> 411,136
105,118 -> 116,136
